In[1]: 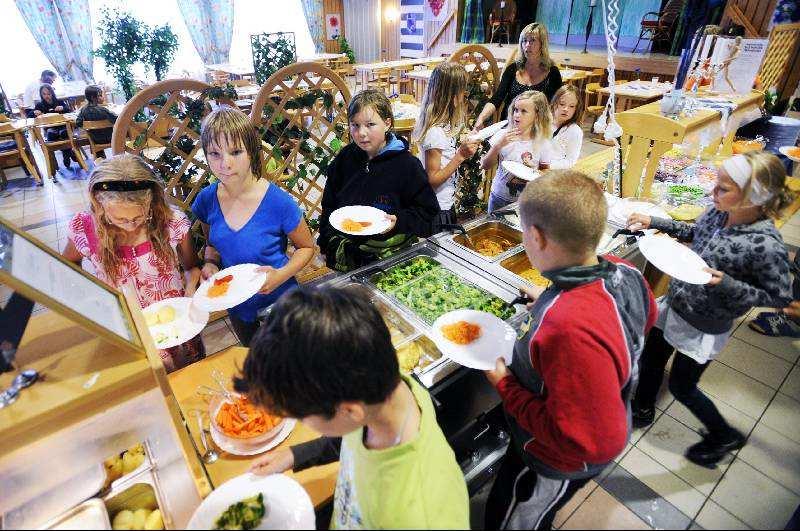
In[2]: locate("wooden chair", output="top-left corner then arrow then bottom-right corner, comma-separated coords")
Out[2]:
331,57 -> 352,78
210,70 -> 231,86
367,67 -> 393,95
0,122 -> 41,188
79,120 -> 114,161
488,0 -> 517,45
32,114 -> 87,178
392,65 -> 415,95
634,0 -> 686,53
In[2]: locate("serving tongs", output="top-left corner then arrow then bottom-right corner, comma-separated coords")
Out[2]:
510,290 -> 535,307
439,223 -> 477,249
612,228 -> 645,246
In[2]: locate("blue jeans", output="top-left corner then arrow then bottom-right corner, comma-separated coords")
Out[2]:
488,192 -> 515,213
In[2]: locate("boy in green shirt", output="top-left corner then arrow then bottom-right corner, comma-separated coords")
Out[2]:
234,286 -> 470,529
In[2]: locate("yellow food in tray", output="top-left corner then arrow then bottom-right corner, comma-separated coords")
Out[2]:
103,443 -> 146,486
669,203 -> 705,221
112,508 -> 163,530
396,342 -> 422,373
472,236 -> 515,257
519,268 -> 551,287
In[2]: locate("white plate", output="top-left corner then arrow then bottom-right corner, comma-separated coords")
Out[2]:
469,120 -> 508,142
431,310 -> 516,371
638,234 -> 712,285
143,297 -> 209,350
779,146 -> 800,163
608,199 -> 668,228
193,264 -> 267,312
186,473 -> 314,530
329,205 -> 393,236
502,160 -> 539,182
210,418 -> 297,457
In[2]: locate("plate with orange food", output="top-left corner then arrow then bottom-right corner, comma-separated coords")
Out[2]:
430,309 -> 517,371
192,264 -> 268,312
209,394 -> 297,456
779,146 -> 800,163
330,205 -> 393,236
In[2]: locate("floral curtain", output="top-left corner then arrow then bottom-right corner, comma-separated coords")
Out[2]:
460,0 -> 485,43
300,0 -> 325,53
177,0 -> 234,65
14,0 -> 93,81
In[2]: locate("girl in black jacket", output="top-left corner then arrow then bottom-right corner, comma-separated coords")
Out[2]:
34,83 -> 75,172
318,90 -> 439,271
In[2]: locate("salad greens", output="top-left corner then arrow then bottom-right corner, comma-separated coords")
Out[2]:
667,184 -> 705,200
214,493 -> 265,530
373,257 -> 514,324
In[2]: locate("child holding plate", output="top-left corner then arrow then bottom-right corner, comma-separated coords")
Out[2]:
628,151 -> 793,467
481,90 -> 554,212
62,154 -> 205,372
193,106 -> 315,347
318,89 -> 439,272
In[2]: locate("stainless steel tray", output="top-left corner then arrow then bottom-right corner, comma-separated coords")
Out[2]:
430,218 -> 523,263
40,499 -> 111,530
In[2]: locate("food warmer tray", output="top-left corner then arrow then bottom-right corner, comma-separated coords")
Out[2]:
429,217 -> 523,264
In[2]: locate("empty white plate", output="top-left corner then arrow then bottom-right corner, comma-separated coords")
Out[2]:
192,263 -> 268,312
187,473 -> 314,530
638,234 -> 712,285
431,309 -> 516,371
609,199 -> 668,228
502,160 -> 539,182
329,205 -> 393,236
468,120 -> 508,142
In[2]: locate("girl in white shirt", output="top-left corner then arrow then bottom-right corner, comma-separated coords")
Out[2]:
413,62 -> 480,229
481,90 -> 553,212
549,84 -> 584,170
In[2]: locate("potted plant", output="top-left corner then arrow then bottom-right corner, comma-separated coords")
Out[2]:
144,24 -> 179,81
335,35 -> 356,64
94,7 -> 148,101
251,32 -> 297,85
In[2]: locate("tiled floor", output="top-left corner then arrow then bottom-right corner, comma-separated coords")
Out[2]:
3,140 -> 800,530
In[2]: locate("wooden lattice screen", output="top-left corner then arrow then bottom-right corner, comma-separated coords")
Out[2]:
250,62 -> 352,238
758,22 -> 800,106
111,79 -> 236,226
250,31 -> 297,85
448,44 -> 502,126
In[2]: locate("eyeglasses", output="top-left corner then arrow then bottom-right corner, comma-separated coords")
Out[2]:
105,211 -> 149,227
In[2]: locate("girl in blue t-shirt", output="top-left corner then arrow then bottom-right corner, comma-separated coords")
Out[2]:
192,106 -> 315,346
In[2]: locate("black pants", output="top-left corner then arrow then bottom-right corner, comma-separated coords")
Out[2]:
229,315 -> 261,348
633,327 -> 733,438
45,127 -> 75,167
485,445 -> 595,530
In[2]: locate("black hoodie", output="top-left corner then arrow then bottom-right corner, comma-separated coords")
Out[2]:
318,135 -> 439,269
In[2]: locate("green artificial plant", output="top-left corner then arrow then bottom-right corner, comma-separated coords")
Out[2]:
144,24 -> 180,81
335,35 -> 356,64
94,7 -> 148,101
251,32 -> 297,85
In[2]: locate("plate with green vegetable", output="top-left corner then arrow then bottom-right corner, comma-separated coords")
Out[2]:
187,473 -> 314,530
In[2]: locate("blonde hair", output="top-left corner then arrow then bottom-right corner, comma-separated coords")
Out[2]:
413,62 -> 469,143
510,90 -> 553,143
201,105 -> 263,179
739,151 -> 795,219
88,154 -> 178,284
550,85 -> 584,129
519,169 -> 606,256
516,23 -> 554,70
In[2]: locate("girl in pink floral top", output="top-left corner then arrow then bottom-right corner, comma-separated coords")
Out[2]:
62,154 -> 204,372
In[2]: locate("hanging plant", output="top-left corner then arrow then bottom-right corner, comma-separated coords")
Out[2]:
251,32 -> 297,85
335,35 -> 356,63
144,24 -> 179,81
454,140 -> 489,219
94,7 -> 148,101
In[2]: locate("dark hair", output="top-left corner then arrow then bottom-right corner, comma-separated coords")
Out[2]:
39,83 -> 56,103
85,85 -> 103,105
550,85 -> 584,130
348,89 -> 395,134
41,69 -> 56,81
233,286 -> 401,419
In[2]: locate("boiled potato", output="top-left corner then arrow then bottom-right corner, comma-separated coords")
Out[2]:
156,305 -> 176,324
122,450 -> 145,474
127,443 -> 145,456
132,509 -> 149,530
104,455 -> 124,482
144,312 -> 159,327
112,509 -> 134,530
145,509 -> 164,530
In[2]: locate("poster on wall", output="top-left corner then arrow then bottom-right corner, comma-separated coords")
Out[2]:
400,0 -> 425,58
326,13 -> 341,40
425,0 -> 449,22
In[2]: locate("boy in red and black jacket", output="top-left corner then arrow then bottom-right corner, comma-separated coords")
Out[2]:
484,170 -> 657,530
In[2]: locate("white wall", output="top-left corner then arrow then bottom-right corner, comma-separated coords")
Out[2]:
342,0 -> 381,63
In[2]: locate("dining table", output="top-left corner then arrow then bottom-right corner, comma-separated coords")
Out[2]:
598,80 -> 673,111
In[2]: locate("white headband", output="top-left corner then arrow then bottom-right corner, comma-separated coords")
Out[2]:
722,154 -> 773,206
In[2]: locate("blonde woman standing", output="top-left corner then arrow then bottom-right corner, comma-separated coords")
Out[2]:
62,154 -> 205,372
475,22 -> 562,129
413,62 -> 481,228
481,90 -> 554,212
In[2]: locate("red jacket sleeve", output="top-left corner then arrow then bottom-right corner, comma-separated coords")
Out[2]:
496,322 -> 631,465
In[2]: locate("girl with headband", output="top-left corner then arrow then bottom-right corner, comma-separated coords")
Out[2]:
63,153 -> 205,372
625,151 -> 793,468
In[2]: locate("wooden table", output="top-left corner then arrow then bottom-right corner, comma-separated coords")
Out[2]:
167,346 -> 339,508
205,63 -> 256,78
354,57 -> 446,90
301,53 -> 346,65
598,81 -> 673,111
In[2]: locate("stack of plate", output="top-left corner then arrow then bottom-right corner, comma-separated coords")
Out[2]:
608,199 -> 668,229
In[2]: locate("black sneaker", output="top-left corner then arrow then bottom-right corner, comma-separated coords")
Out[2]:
632,405 -> 656,429
686,429 -> 746,468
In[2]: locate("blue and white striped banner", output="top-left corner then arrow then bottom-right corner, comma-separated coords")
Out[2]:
400,0 -> 425,58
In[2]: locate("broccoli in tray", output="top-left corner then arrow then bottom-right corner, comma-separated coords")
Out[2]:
214,493 -> 266,530
374,256 -> 440,292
